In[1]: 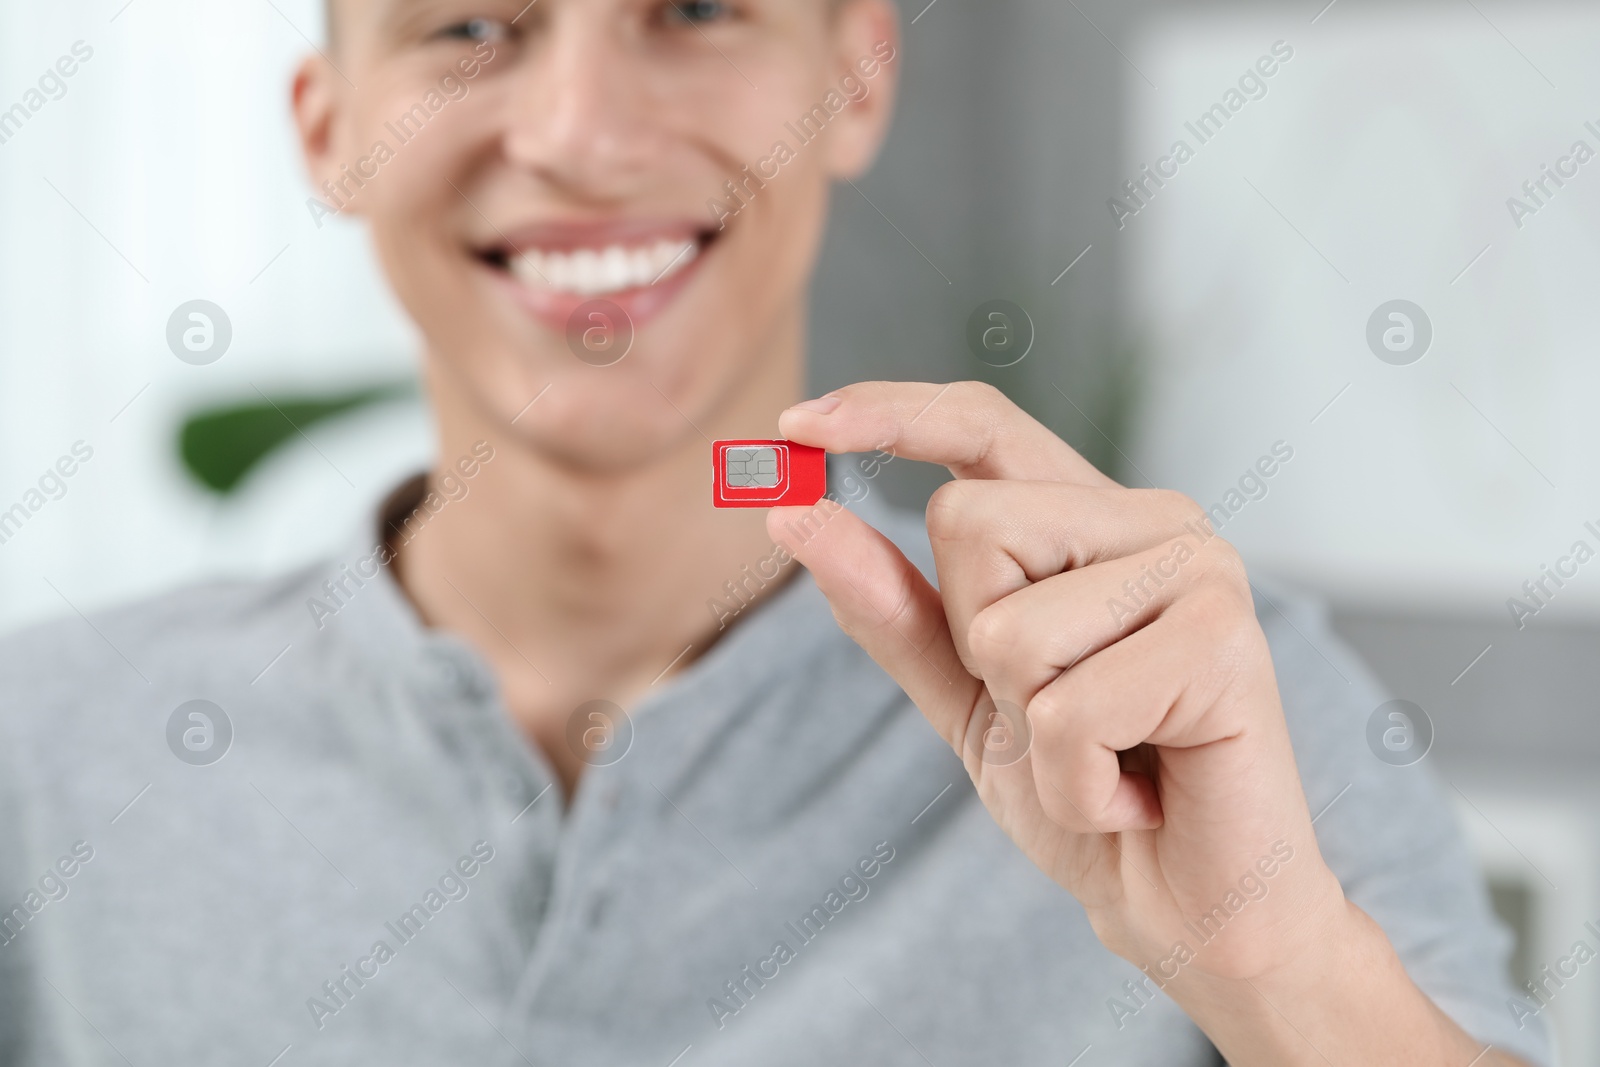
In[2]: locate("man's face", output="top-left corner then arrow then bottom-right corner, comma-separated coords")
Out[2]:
297,0 -> 898,471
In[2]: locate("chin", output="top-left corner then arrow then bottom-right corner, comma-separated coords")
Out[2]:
483,357 -> 718,476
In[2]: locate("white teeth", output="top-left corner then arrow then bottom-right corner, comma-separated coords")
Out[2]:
508,238 -> 701,296
601,246 -> 629,291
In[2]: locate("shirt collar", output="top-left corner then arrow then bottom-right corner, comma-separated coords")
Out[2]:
315,452 -> 902,711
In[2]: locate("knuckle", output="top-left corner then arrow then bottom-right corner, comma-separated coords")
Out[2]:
874,579 -> 920,637
1127,488 -> 1212,548
1199,535 -> 1250,589
1146,488 -> 1212,538
923,479 -> 975,542
1025,683 -> 1071,737
952,382 -> 1010,468
1186,583 -> 1265,681
1154,487 -> 1199,520
1028,673 -> 1096,755
1188,580 -> 1242,630
954,380 -> 1006,408
965,601 -> 1015,665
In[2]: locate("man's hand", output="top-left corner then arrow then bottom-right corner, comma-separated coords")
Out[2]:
769,382 -> 1522,1066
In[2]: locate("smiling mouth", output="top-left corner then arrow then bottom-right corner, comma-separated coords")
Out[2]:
480,230 -> 719,299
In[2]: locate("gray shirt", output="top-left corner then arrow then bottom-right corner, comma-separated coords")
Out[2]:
0,467 -> 1551,1066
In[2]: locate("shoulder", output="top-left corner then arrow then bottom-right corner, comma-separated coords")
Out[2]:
0,562 -> 359,845
0,560 -> 334,735
1247,571 -> 1373,708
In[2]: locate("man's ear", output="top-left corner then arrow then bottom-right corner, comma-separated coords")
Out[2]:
292,54 -> 362,215
823,0 -> 901,181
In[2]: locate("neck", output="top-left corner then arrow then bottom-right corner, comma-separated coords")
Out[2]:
394,313 -> 807,796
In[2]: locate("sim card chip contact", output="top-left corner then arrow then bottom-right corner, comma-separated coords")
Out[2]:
724,446 -> 781,488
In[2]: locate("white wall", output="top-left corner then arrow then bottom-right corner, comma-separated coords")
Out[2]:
0,0 -> 430,634
1122,5 -> 1600,621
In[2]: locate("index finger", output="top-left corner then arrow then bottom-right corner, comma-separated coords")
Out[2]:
777,380 -> 1118,486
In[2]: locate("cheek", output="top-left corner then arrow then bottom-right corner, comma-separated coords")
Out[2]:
352,103 -> 476,210
358,113 -> 501,319
721,161 -> 829,303
692,50 -> 835,182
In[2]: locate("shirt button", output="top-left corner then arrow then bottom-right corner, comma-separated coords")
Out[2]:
431,651 -> 487,699
431,654 -> 460,686
459,668 -> 491,701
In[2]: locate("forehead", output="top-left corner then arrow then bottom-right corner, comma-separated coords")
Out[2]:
328,0 -> 840,38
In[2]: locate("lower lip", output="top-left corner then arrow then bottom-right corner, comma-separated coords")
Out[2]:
485,243 -> 710,335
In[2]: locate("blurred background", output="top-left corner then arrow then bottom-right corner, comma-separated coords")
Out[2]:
2,0 -> 1597,1059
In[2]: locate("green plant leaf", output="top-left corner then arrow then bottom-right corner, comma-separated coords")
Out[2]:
178,380 -> 416,494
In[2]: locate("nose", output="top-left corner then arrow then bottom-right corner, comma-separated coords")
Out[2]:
501,14 -> 664,200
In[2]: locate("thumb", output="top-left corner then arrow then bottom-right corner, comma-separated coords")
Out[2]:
767,502 -> 980,754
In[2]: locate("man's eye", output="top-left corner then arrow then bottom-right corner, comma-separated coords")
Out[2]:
437,17 -> 510,43
659,1 -> 734,26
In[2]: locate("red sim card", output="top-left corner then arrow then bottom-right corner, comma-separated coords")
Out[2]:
712,440 -> 827,508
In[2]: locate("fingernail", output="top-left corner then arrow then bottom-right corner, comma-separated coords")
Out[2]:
789,395 -> 842,415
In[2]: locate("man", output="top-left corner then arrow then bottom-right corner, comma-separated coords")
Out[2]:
0,1 -> 1548,1064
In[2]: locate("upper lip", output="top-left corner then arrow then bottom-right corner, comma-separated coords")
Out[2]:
475,218 -> 714,259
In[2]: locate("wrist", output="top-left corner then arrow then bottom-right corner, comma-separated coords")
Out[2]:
1164,899 -> 1492,1066
1183,892 -> 1360,1002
